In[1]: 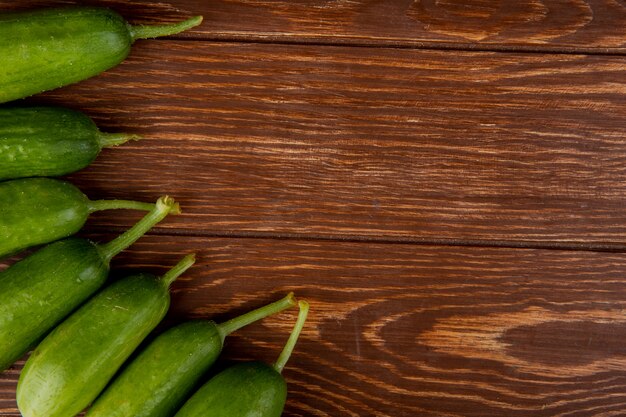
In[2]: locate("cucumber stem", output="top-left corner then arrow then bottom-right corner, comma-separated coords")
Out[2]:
87,200 -> 155,213
217,293 -> 297,343
129,16 -> 203,41
274,300 -> 309,374
160,254 -> 196,288
98,196 -> 180,264
96,132 -> 142,148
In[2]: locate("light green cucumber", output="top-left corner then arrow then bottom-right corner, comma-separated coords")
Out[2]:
87,293 -> 297,417
175,301 -> 310,417
0,196 -> 179,372
0,177 -> 154,258
0,7 -> 202,103
17,254 -> 195,417
0,106 -> 142,180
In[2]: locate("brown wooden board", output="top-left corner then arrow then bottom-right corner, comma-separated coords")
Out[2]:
14,41 -> 626,245
3,237 -> 626,416
1,0 -> 625,415
0,0 -> 625,53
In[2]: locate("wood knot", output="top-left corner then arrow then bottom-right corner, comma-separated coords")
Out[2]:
501,320 -> 626,367
419,307 -> 626,377
406,0 -> 592,42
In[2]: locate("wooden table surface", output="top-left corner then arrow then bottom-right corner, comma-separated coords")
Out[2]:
1,1 -> 625,416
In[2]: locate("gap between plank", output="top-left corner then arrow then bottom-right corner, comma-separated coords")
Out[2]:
167,35 -> 626,57
84,226 -> 626,254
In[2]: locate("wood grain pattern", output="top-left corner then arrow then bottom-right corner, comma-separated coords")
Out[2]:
1,0 -> 625,52
18,41 -> 626,244
3,237 -> 626,416
1,0 -> 625,415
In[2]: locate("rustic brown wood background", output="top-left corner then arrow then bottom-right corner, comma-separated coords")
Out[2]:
1,1 -> 626,416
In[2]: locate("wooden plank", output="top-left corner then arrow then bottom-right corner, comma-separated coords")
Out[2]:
3,236 -> 626,416
16,41 -> 626,244
1,0 -> 625,52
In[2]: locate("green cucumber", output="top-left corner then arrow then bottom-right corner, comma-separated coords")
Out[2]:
0,196 -> 179,372
175,300 -> 310,417
0,177 -> 154,259
17,254 -> 195,417
0,7 -> 202,103
0,106 -> 142,180
87,293 -> 297,417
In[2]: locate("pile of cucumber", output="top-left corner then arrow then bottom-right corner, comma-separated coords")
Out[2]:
0,6 -> 309,417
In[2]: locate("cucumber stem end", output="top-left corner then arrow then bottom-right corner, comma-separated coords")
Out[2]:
161,253 -> 196,288
274,300 -> 310,374
87,199 -> 155,213
130,15 -> 203,41
98,196 -> 179,263
217,293 -> 297,343
96,132 -> 142,149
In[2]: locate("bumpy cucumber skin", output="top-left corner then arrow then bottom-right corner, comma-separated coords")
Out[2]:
0,238 -> 107,372
175,362 -> 287,417
0,107 -> 102,180
87,321 -> 222,417
0,7 -> 132,103
0,178 -> 90,258
17,273 -> 171,417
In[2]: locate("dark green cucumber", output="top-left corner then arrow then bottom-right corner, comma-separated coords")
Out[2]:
17,254 -> 195,417
177,362 -> 287,417
0,196 -> 178,372
0,106 -> 142,180
87,293 -> 297,417
175,301 -> 310,417
0,177 -> 154,258
0,7 -> 202,103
